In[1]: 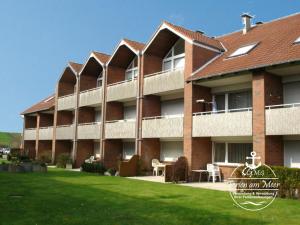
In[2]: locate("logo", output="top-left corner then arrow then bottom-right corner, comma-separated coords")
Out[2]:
228,151 -> 280,211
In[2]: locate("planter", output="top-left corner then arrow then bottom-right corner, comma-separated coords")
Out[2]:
21,162 -> 33,172
0,164 -> 9,172
32,164 -> 42,172
40,166 -> 47,173
66,164 -> 73,170
15,165 -> 24,173
8,164 -> 17,172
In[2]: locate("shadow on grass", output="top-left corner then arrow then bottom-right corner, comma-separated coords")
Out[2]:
0,170 -> 281,225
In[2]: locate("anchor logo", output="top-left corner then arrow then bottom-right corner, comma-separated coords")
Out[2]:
245,151 -> 261,169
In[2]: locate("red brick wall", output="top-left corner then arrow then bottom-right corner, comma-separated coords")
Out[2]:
54,140 -> 72,162
37,140 -> 52,159
266,136 -> 284,166
252,70 -> 283,164
80,75 -> 97,92
142,54 -> 162,76
142,95 -> 161,117
56,111 -> 73,126
78,107 -> 95,124
25,116 -> 37,128
107,67 -> 125,85
39,114 -> 54,127
75,140 -> 94,168
184,42 -> 218,173
103,140 -> 122,169
58,81 -> 75,97
140,138 -> 160,171
24,140 -> 36,159
106,102 -> 123,121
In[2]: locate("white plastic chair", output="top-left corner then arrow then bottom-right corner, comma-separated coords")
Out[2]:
152,159 -> 163,176
207,164 -> 221,182
85,156 -> 95,163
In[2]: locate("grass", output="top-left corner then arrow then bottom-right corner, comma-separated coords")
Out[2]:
0,132 -> 21,148
0,169 -> 299,225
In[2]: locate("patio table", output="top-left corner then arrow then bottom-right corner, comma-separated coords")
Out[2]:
191,169 -> 208,182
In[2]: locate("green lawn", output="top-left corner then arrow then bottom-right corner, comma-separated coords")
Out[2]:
0,169 -> 299,225
0,131 -> 21,148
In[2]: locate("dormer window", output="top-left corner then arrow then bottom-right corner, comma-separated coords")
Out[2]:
125,57 -> 138,80
228,43 -> 258,58
97,72 -> 103,87
163,39 -> 185,71
294,36 -> 300,44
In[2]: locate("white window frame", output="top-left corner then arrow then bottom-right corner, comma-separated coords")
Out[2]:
96,72 -> 103,87
228,43 -> 258,58
212,142 -> 252,166
162,39 -> 185,71
125,57 -> 138,80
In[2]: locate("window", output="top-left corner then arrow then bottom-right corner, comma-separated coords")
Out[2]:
95,110 -> 102,122
160,141 -> 183,162
162,39 -> 185,71
124,105 -> 136,120
213,90 -> 252,112
229,43 -> 258,58
125,57 -> 138,80
123,142 -> 135,160
213,142 -> 252,164
294,36 -> 300,44
97,72 -> 103,87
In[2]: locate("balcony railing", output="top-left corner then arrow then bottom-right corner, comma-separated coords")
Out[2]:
38,127 -> 53,140
105,119 -> 136,139
57,94 -> 76,111
24,128 -> 37,140
55,124 -> 74,140
77,122 -> 101,139
143,68 -> 184,95
193,108 -> 252,137
142,114 -> 183,138
79,87 -> 102,107
107,79 -> 137,102
266,103 -> 300,135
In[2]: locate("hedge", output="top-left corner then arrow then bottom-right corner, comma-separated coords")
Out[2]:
81,162 -> 106,174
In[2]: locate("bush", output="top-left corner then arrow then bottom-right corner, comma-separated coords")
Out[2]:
235,165 -> 300,199
81,162 -> 105,174
107,168 -> 117,176
17,155 -> 31,163
39,151 -> 52,163
57,153 -> 72,168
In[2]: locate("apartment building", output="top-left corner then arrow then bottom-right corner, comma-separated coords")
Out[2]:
21,13 -> 300,178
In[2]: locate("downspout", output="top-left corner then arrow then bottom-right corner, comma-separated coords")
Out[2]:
72,74 -> 80,165
35,113 -> 40,160
51,84 -> 59,164
100,64 -> 107,160
136,51 -> 143,156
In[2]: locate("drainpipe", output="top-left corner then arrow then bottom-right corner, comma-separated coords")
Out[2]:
72,74 -> 80,165
52,84 -> 59,164
100,64 -> 107,160
136,51 -> 143,156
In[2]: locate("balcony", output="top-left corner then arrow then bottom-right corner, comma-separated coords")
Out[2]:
266,103 -> 300,135
79,87 -> 102,107
193,108 -> 252,137
24,128 -> 36,140
105,120 -> 135,139
57,94 -> 76,111
77,122 -> 101,139
107,79 -> 137,102
143,69 -> 184,95
38,127 -> 53,140
55,125 -> 74,140
142,115 -> 183,138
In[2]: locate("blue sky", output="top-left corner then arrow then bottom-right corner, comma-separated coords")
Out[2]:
0,0 -> 299,132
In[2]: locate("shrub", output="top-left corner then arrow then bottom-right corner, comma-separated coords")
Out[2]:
107,168 -> 117,176
39,151 -> 52,164
17,155 -> 31,163
57,153 -> 72,168
81,162 -> 105,174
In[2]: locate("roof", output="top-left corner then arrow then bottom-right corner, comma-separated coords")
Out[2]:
123,39 -> 145,51
163,21 -> 224,51
21,94 -> 55,115
189,13 -> 300,81
68,62 -> 82,73
91,51 -> 111,64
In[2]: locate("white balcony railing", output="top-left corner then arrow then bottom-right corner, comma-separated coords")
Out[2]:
143,68 -> 184,95
24,128 -> 37,140
77,122 -> 101,139
55,124 -> 74,140
193,108 -> 252,137
79,87 -> 102,107
105,119 -> 136,139
266,103 -> 300,135
107,79 -> 137,102
57,94 -> 76,111
38,127 -> 53,140
142,114 -> 183,138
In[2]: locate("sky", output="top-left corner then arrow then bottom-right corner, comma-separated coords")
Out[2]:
0,0 -> 299,132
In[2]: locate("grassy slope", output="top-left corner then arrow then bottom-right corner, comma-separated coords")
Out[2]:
0,169 -> 299,225
0,132 -> 21,148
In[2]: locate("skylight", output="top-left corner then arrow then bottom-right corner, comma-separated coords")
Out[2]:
228,43 -> 257,58
294,36 -> 300,44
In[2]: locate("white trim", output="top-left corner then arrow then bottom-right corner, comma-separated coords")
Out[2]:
142,22 -> 222,54
78,52 -> 106,75
107,40 -> 139,66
